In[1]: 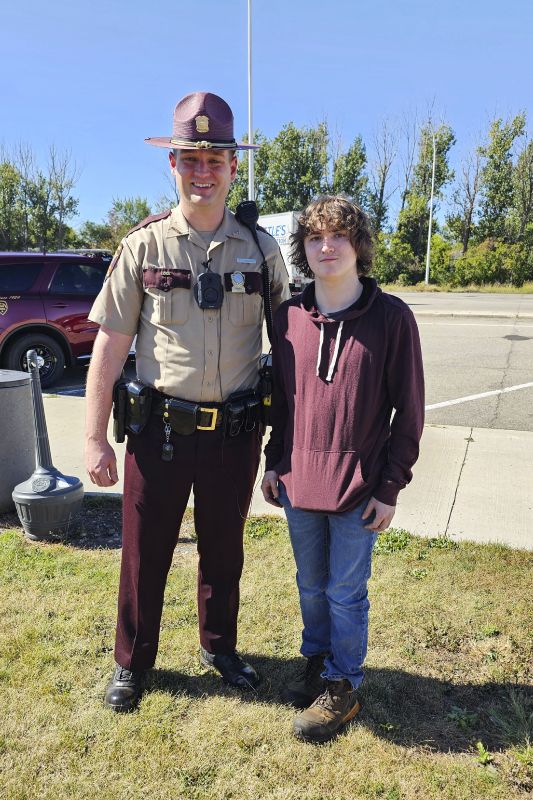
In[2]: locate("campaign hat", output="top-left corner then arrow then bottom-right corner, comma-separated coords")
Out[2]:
145,91 -> 258,150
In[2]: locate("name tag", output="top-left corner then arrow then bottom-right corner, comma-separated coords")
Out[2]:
236,258 -> 256,264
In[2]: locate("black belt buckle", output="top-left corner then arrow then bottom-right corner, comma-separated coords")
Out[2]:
165,398 -> 198,435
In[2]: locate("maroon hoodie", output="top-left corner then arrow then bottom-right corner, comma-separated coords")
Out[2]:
264,277 -> 425,512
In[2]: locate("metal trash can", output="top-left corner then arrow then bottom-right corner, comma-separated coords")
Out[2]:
0,369 -> 35,512
12,351 -> 84,541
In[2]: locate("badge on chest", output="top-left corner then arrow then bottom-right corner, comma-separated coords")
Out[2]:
230,271 -> 246,293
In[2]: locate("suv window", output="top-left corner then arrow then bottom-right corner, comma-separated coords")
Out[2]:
0,262 -> 42,293
49,262 -> 106,295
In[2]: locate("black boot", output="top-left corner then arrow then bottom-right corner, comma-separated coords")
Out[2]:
281,654 -> 327,708
200,647 -> 260,691
104,663 -> 145,712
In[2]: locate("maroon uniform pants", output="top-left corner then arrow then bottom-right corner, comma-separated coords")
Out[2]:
114,414 -> 262,670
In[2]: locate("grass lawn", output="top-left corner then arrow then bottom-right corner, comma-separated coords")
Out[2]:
0,497 -> 531,800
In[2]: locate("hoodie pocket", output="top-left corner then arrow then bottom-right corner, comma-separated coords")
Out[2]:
290,448 -> 369,513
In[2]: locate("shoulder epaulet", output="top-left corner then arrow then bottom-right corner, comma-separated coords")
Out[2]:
125,209 -> 172,238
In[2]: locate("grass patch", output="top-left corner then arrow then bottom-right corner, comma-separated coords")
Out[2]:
0,504 -> 532,799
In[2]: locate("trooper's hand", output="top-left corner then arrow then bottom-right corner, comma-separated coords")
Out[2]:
85,438 -> 119,487
261,470 -> 282,507
362,496 -> 395,532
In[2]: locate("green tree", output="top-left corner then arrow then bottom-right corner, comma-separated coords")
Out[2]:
260,122 -> 329,213
511,135 -> 533,239
477,114 -> 526,241
27,170 -> 59,253
397,122 -> 456,266
332,136 -> 368,207
77,196 -> 152,252
75,220 -> 114,250
373,231 -> 415,284
108,196 -> 151,239
48,147 -> 79,250
446,150 -> 481,253
0,145 -> 80,252
0,161 -> 25,250
226,132 -> 270,211
367,121 -> 397,234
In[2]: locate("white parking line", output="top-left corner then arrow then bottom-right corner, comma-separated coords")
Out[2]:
426,382 -> 533,411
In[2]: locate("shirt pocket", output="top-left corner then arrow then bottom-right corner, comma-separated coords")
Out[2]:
224,271 -> 263,327
143,267 -> 191,324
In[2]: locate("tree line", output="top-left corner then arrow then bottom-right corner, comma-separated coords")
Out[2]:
1,112 -> 532,286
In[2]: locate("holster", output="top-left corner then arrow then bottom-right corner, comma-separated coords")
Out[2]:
112,380 -> 152,441
112,380 -> 128,443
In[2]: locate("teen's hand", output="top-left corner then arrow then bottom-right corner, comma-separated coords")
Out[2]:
362,496 -> 395,532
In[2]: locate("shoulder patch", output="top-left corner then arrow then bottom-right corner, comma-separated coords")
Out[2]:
125,209 -> 173,238
105,242 -> 123,280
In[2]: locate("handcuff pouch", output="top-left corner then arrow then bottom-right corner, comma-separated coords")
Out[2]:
126,381 -> 152,434
165,399 -> 199,435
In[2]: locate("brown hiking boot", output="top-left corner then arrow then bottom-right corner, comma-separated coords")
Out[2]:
292,678 -> 361,742
281,654 -> 327,708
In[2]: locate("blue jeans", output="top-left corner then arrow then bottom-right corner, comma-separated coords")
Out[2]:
278,482 -> 377,689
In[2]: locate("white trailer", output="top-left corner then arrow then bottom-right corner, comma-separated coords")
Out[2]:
258,211 -> 310,292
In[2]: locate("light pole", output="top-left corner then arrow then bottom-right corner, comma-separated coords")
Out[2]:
424,129 -> 436,285
247,0 -> 254,200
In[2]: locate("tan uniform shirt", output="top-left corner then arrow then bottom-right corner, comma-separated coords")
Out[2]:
89,206 -> 290,401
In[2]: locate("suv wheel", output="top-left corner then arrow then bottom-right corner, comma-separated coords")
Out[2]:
6,333 -> 66,388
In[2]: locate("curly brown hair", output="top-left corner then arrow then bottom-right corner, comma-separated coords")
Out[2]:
289,196 -> 374,278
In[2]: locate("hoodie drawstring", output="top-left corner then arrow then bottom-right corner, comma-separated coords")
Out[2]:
316,321 -> 344,383
316,324 -> 325,377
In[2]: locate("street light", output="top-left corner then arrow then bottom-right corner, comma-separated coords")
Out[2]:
247,0 -> 254,200
424,129 -> 436,285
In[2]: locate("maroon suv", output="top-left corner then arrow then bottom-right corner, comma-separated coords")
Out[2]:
0,251 -> 110,388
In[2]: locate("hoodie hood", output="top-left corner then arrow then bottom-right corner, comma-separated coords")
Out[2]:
300,276 -> 380,323
299,277 -> 381,383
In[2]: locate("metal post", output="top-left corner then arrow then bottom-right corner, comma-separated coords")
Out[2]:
247,0 -> 255,200
425,129 -> 436,285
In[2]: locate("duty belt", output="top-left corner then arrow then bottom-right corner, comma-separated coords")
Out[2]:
153,397 -> 224,431
152,390 -> 261,437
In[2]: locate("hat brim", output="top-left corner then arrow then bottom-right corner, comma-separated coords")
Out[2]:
145,137 -> 259,150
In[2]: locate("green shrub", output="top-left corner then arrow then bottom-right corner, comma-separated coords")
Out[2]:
373,232 -> 416,284
452,239 -> 533,287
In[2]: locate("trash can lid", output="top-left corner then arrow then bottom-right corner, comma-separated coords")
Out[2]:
0,369 -> 31,388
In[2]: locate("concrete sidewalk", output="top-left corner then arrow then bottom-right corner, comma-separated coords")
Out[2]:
43,394 -> 533,550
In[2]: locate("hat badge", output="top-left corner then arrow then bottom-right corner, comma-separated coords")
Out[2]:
195,115 -> 209,133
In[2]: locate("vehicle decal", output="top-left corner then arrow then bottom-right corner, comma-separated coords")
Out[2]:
0,300 -> 8,315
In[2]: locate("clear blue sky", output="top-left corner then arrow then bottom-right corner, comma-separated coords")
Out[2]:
1,0 -> 531,227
